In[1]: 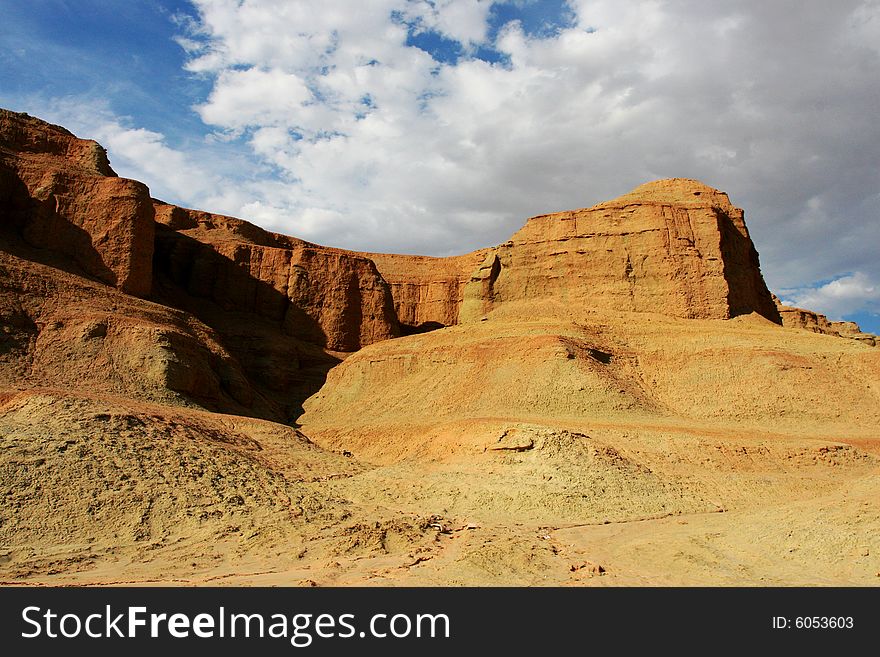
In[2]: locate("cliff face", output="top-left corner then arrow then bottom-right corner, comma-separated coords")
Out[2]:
121,175 -> 786,340
364,178 -> 781,327
0,111 -> 398,422
0,110 -> 785,345
362,251 -> 488,332
153,203 -> 399,352
0,112 -> 255,413
1,107 -> 872,430
0,109 -> 154,297
0,110 -> 400,355
773,295 -> 877,346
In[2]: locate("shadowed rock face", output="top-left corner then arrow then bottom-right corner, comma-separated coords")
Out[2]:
152,203 -> 400,352
1,109 -> 154,297
1,110 -> 400,354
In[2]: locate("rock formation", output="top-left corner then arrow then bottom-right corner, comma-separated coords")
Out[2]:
773,294 -> 876,346
490,178 -> 781,322
3,108 -> 880,587
362,251 -> 488,332
152,202 -> 399,352
0,109 -> 154,297
2,107 -> 875,423
361,178 -> 782,329
8,108 -> 873,358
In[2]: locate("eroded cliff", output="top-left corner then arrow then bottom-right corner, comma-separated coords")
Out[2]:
0,109 -> 154,297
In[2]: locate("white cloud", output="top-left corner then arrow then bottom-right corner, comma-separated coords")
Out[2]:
93,124 -> 219,201
198,68 -> 313,129
782,272 -> 880,320
10,0 -> 879,326
404,0 -> 494,46
169,0 -> 880,270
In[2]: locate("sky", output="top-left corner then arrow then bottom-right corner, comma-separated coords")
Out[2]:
1,0 -> 878,333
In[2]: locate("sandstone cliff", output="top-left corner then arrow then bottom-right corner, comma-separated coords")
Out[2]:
492,179 -> 781,322
153,202 -> 399,352
1,110 -> 401,356
0,109 -> 154,297
362,251 -> 488,332
363,178 -> 781,328
1,107 -> 873,430
0,111 -> 402,422
773,294 -> 877,346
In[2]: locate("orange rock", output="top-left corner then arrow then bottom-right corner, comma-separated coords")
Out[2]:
364,178 -> 781,327
153,202 -> 400,352
2,106 -> 874,436
773,295 -> 876,346
363,251 -> 488,332
0,109 -> 154,297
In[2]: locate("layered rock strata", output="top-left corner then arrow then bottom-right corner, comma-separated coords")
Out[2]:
365,179 -> 782,328
1,108 -> 874,430
153,202 -> 399,352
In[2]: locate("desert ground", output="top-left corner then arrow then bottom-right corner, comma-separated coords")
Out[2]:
1,108 -> 878,586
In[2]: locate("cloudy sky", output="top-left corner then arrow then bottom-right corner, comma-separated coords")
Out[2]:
1,0 -> 878,331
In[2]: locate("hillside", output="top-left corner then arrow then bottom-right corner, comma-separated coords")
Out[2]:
1,108 -> 878,586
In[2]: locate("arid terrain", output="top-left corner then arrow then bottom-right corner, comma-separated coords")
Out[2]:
1,108 -> 878,586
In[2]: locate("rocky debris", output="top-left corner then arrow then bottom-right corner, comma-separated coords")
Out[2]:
330,518 -> 434,557
488,428 -> 535,452
570,561 -> 606,576
773,295 -> 876,346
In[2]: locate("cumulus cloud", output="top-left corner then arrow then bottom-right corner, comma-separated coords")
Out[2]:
169,1 -> 879,269
199,68 -> 313,130
404,0 -> 494,46
9,1 -> 880,326
782,272 -> 880,320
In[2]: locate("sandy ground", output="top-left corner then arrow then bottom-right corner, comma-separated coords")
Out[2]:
2,392 -> 878,586
2,312 -> 878,586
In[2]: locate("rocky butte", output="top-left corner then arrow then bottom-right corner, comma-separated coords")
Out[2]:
1,108 -> 878,586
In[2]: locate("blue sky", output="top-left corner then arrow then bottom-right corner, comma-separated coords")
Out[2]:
1,2 -> 204,138
1,0 -> 878,333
